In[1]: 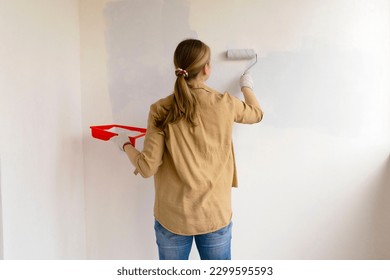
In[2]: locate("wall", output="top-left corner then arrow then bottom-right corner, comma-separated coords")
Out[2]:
80,0 -> 158,259
0,0 -> 86,259
0,157 -> 3,259
81,0 -> 390,260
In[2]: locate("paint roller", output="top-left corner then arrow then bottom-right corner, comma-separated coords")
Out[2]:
226,49 -> 257,74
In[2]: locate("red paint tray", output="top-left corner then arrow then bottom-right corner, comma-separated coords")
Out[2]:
90,124 -> 146,146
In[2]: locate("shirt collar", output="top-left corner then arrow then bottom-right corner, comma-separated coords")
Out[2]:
188,81 -> 212,93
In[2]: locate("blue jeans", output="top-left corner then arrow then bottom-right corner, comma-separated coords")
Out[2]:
154,220 -> 232,260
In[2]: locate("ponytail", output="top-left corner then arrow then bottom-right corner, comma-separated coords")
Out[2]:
155,39 -> 210,130
175,73 -> 198,121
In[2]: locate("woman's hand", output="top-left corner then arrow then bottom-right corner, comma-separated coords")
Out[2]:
110,134 -> 131,151
240,72 -> 254,90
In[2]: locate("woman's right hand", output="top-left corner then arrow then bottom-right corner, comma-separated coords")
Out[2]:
240,72 -> 254,90
239,73 -> 260,109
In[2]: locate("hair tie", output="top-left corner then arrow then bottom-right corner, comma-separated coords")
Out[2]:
175,68 -> 189,78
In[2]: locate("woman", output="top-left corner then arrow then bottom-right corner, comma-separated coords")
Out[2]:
114,39 -> 263,260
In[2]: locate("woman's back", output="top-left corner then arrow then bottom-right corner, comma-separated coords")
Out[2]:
151,82 -> 262,235
114,39 -> 262,258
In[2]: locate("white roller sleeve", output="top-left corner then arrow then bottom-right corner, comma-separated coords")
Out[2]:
226,49 -> 256,59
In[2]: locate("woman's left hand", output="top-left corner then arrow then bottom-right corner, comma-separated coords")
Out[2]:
110,134 -> 131,151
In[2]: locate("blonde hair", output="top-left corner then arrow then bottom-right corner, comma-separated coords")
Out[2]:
156,39 -> 210,130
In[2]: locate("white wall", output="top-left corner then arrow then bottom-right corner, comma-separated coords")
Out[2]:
0,0 -> 86,259
0,156 -> 3,259
81,0 -> 390,260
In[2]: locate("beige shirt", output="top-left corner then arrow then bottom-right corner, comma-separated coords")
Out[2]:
132,83 -> 263,235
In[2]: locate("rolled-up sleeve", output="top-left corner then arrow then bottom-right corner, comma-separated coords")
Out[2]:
133,104 -> 165,178
231,95 -> 263,124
